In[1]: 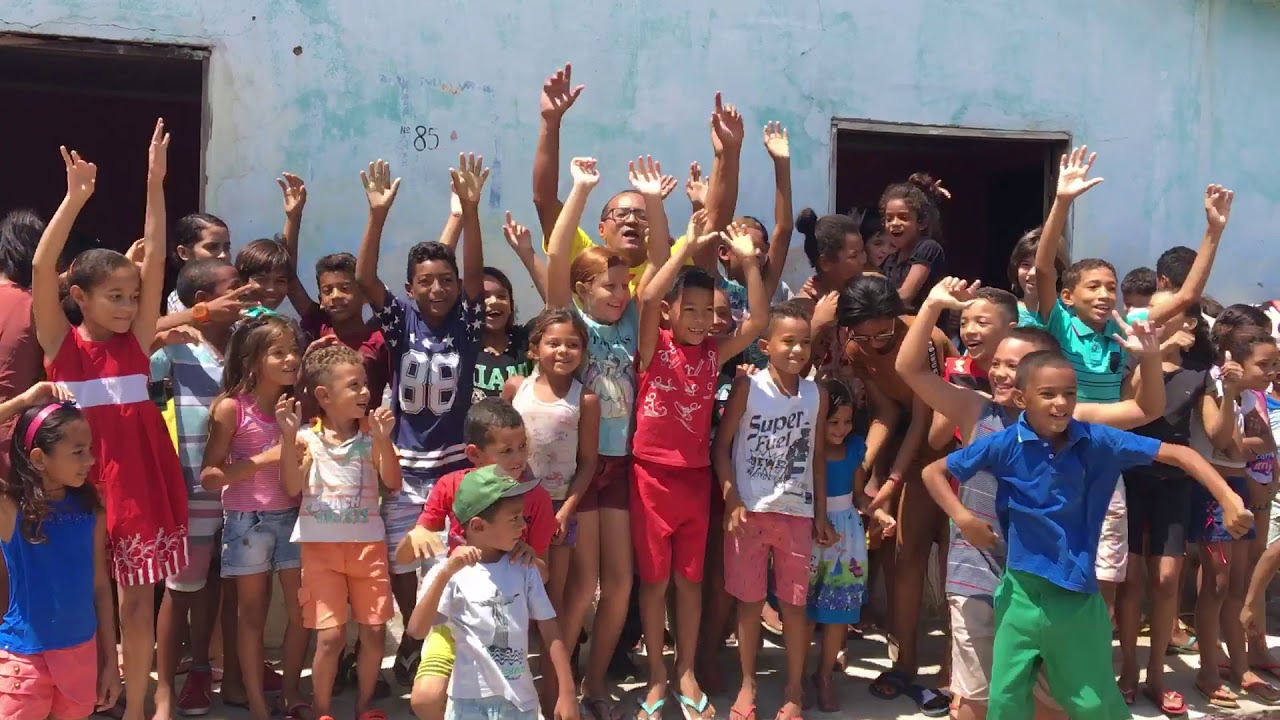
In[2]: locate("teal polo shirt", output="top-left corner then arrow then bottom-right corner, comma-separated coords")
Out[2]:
1044,299 -> 1126,403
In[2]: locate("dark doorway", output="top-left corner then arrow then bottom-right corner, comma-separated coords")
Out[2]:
832,124 -> 1069,293
0,34 -> 207,255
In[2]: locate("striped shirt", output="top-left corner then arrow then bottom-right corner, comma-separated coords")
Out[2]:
150,342 -> 225,539
1044,299 -> 1125,403
221,395 -> 298,512
945,401 -> 1013,603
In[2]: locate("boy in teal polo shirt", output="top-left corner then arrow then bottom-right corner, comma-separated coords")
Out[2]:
922,352 -> 1252,719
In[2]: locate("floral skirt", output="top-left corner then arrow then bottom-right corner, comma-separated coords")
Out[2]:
807,506 -> 867,624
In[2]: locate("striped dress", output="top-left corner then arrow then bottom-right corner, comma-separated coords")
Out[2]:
46,330 -> 188,586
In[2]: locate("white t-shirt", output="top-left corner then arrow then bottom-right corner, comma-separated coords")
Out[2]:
424,559 -> 555,711
729,371 -> 819,517
291,427 -> 385,543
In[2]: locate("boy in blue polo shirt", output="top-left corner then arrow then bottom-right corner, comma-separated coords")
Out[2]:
921,351 -> 1252,719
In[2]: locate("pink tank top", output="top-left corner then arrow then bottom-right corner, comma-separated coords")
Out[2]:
221,395 -> 298,512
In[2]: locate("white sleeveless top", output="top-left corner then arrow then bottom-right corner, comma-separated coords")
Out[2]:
512,375 -> 583,502
1190,375 -> 1254,471
291,425 -> 386,543
730,372 -> 820,517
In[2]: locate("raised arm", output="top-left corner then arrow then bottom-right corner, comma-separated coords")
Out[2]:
1035,146 -> 1104,321
355,160 -> 402,311
895,278 -> 986,435
704,93 -> 743,232
501,213 -> 548,302
369,407 -> 403,492
533,64 -> 584,239
438,191 -> 464,252
638,222 -> 713,371
1147,185 -> 1233,327
717,222 -> 769,362
276,397 -> 304,498
133,120 -> 170,350
276,172 -> 316,317
685,162 -> 707,214
450,153 -> 490,302
631,156 -> 671,305
1075,315 -> 1165,428
762,121 -> 794,301
33,147 -> 96,359
1203,356 -> 1243,452
545,158 -> 600,310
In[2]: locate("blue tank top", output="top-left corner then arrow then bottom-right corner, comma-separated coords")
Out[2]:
0,496 -> 98,653
825,436 -> 867,498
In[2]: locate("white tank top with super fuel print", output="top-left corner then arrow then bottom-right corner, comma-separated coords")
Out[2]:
730,371 -> 819,517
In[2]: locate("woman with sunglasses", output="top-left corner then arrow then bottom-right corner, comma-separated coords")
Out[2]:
833,274 -> 958,717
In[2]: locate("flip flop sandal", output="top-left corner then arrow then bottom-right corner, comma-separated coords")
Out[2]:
1195,682 -> 1239,709
1142,686 -> 1187,717
1165,635 -> 1198,655
727,703 -> 755,720
1118,686 -> 1137,705
282,702 -> 315,720
583,696 -> 621,720
902,684 -> 951,718
636,697 -> 666,720
1241,679 -> 1280,706
772,702 -> 802,720
868,669 -> 912,701
677,693 -> 713,720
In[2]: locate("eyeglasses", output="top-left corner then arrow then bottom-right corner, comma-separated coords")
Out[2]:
850,331 -> 897,343
605,207 -> 647,223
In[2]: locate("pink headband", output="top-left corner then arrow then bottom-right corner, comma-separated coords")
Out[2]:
24,404 -> 63,450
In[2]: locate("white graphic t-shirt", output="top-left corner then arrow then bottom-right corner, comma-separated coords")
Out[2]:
424,559 -> 555,711
730,371 -> 820,517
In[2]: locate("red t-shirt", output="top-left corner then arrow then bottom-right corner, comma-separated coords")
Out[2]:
0,284 -> 40,479
417,469 -> 556,556
632,328 -> 718,467
301,307 -> 391,407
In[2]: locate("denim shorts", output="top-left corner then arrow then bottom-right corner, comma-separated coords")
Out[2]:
221,508 -> 302,577
445,696 -> 536,720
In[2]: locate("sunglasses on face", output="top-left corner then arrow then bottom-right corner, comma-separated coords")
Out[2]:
850,331 -> 896,343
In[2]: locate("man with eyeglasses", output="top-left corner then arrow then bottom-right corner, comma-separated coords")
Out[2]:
532,63 -> 744,296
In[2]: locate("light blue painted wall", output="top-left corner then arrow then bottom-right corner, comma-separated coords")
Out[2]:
6,0 -> 1279,307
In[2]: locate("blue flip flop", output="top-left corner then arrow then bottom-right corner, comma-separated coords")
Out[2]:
637,698 -> 667,720
678,693 -> 712,720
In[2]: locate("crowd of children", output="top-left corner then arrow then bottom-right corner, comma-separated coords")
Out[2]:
0,61 -> 1277,720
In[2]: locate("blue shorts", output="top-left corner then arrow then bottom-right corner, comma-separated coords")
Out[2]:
221,508 -> 302,577
445,696 -> 536,720
1190,476 -> 1256,543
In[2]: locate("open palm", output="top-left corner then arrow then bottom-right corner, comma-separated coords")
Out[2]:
1057,145 -> 1104,199
450,153 -> 489,205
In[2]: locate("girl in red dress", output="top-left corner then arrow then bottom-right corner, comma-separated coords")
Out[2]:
32,121 -> 188,720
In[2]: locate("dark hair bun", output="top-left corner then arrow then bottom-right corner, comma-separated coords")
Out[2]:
796,208 -> 818,237
908,173 -> 949,204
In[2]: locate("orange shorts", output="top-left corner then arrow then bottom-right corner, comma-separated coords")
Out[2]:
0,637 -> 97,720
299,542 -> 393,630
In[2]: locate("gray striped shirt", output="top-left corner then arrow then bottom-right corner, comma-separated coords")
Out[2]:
945,401 -> 1012,603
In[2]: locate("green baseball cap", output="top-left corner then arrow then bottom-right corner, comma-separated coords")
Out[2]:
453,465 -> 539,524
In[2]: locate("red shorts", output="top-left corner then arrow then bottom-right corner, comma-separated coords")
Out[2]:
0,637 -> 98,720
724,512 -> 812,606
630,459 -> 711,584
579,455 -> 631,512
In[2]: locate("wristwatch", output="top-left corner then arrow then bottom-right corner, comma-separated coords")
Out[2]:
191,302 -> 210,324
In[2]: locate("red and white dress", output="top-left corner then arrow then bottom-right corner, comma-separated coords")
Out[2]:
46,330 -> 188,585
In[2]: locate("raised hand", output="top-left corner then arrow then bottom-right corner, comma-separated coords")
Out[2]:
1220,351 -> 1244,391
710,92 -> 744,155
659,173 -> 678,200
926,276 -> 982,311
148,118 -> 170,187
569,157 -> 600,189
275,396 -> 301,437
277,173 -> 308,218
763,121 -> 790,160
1111,312 -> 1161,357
450,153 -> 490,206
369,407 -> 394,439
689,229 -> 725,259
61,146 -> 97,205
686,208 -> 709,240
540,63 -> 585,121
502,211 -> 534,255
725,221 -> 757,259
1056,145 -> 1104,200
628,156 -> 664,196
1205,183 -> 1235,233
685,161 -> 708,207
360,159 -> 401,213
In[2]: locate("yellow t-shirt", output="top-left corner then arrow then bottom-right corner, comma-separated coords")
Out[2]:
548,228 -> 691,296
163,396 -> 179,450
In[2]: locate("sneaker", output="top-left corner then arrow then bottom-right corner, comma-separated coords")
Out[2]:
262,663 -> 284,694
175,669 -> 213,716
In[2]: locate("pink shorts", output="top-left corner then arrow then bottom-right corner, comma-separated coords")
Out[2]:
724,512 -> 812,606
0,637 -> 98,720
630,460 -> 711,584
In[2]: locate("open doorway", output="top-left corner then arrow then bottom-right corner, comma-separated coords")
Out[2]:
0,34 -> 207,255
830,122 -> 1069,294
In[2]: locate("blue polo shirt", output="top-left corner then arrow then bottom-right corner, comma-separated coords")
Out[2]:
945,414 -> 1159,594
1044,299 -> 1126,403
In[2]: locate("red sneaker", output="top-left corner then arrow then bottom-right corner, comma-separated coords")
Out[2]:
263,663 -> 284,693
175,668 -> 213,716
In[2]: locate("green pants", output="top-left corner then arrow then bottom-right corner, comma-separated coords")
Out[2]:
989,570 -> 1130,720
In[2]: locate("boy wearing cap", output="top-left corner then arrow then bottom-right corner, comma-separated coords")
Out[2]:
405,465 -> 578,720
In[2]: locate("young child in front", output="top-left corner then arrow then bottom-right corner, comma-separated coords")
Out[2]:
808,379 -> 878,712
921,351 -> 1252,719
354,156 -> 489,683
401,399 -> 556,720
405,465 -> 579,720
630,219 -> 769,720
281,344 -> 402,720
200,314 -> 307,720
0,384 -> 119,720
150,258 -> 242,716
33,124 -> 190,720
714,299 -> 837,720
